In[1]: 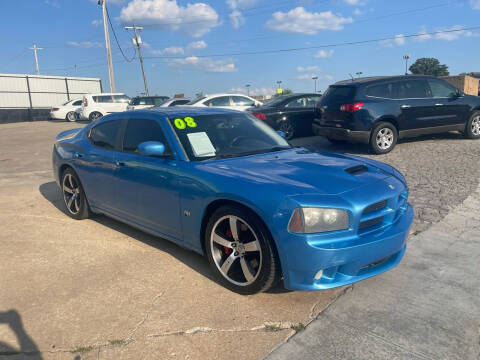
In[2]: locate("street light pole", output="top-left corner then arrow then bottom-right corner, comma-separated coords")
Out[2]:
312,76 -> 318,93
29,44 -> 43,75
403,55 -> 410,75
246,84 -> 250,96
99,0 -> 116,93
125,23 -> 149,96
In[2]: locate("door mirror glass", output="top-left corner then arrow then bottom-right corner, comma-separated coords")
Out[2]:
138,141 -> 166,157
277,130 -> 286,138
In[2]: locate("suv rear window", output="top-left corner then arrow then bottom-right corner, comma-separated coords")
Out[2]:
322,86 -> 356,103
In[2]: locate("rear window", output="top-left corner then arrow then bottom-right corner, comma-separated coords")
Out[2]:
322,86 -> 356,103
366,83 -> 394,98
113,95 -> 130,103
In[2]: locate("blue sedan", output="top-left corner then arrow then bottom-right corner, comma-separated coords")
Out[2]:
52,107 -> 413,294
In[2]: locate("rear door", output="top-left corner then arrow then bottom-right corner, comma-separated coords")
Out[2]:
114,117 -> 182,239
426,78 -> 470,125
283,95 -> 321,135
112,94 -> 130,112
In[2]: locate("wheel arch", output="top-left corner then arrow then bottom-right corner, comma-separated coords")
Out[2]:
374,116 -> 399,131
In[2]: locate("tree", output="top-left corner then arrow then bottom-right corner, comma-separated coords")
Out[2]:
409,58 -> 449,76
273,89 -> 293,97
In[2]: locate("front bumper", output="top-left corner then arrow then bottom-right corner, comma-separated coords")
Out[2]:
312,123 -> 370,144
281,204 -> 413,290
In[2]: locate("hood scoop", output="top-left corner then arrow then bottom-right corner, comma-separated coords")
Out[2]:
345,164 -> 368,176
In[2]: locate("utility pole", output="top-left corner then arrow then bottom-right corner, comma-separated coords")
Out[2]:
99,0 -> 116,93
246,84 -> 250,96
29,44 -> 43,75
125,23 -> 149,96
403,55 -> 410,75
312,76 -> 318,93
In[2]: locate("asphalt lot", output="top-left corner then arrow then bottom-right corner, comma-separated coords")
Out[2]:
1,120 -> 479,359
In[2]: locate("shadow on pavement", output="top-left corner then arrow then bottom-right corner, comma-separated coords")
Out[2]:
0,310 -> 42,359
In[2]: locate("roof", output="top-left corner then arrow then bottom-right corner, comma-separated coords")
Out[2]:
334,75 -> 436,86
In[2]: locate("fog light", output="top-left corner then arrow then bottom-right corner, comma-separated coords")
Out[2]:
314,269 -> 323,280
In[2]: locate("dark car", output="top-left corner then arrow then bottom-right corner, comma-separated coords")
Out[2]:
312,75 -> 480,154
248,93 -> 322,140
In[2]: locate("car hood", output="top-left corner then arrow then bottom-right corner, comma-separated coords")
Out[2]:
197,148 -> 393,196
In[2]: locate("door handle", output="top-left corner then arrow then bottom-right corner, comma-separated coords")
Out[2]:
115,161 -> 126,167
400,104 -> 411,109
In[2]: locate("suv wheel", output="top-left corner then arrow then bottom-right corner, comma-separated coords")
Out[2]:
89,111 -> 102,121
370,122 -> 398,154
465,112 -> 480,139
205,205 -> 280,294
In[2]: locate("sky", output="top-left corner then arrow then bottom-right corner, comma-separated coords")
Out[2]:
2,0 -> 480,98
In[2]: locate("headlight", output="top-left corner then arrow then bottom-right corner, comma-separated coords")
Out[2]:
288,207 -> 349,234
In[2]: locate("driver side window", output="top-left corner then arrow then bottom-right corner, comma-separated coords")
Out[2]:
122,118 -> 171,154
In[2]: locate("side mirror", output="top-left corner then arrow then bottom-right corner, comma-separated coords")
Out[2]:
277,130 -> 286,138
138,141 -> 166,157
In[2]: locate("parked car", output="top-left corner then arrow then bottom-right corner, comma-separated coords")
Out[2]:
52,107 -> 413,294
50,99 -> 83,122
79,93 -> 130,121
187,93 -> 262,111
248,93 -> 322,140
313,75 -> 480,154
158,98 -> 191,107
126,95 -> 169,110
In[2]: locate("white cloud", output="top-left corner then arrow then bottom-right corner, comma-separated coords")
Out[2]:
415,25 -> 476,42
314,49 -> 334,58
44,0 -> 60,8
120,0 -> 220,38
230,86 -> 275,96
325,75 -> 335,82
187,40 -> 207,50
471,0 -> 480,10
265,7 -> 353,34
353,8 -> 363,16
67,41 -> 103,48
91,19 -> 102,27
295,73 -> 319,80
381,34 -> 406,47
297,65 -> 321,72
230,10 -> 245,28
344,0 -> 365,5
162,46 -> 184,54
168,56 -> 237,72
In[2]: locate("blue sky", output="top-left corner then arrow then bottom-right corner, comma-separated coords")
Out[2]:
2,0 -> 480,97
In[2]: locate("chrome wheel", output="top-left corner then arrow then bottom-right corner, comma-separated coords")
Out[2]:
210,215 -> 262,286
62,173 -> 81,215
376,128 -> 394,150
279,121 -> 294,140
472,116 -> 480,136
66,111 -> 77,122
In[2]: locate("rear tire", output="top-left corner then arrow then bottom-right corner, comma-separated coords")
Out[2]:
278,120 -> 295,140
61,168 -> 91,220
464,111 -> 480,139
89,111 -> 103,121
205,205 -> 280,295
65,111 -> 77,122
370,122 -> 398,154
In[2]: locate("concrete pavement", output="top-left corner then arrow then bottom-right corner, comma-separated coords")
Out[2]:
266,183 -> 480,360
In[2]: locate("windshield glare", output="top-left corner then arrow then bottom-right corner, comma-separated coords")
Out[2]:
169,113 -> 291,161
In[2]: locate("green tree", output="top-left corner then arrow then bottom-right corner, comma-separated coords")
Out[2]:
273,88 -> 293,97
409,58 -> 449,76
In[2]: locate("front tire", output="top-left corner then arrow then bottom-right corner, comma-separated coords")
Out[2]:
205,205 -> 280,295
89,111 -> 103,121
61,168 -> 91,220
65,111 -> 77,122
370,122 -> 398,154
465,111 -> 480,139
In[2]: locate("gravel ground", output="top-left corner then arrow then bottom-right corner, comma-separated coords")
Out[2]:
292,131 -> 480,234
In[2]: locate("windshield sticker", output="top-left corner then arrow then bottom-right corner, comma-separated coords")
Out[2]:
174,117 -> 197,129
187,132 -> 216,157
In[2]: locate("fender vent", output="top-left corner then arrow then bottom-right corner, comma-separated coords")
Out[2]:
345,164 -> 368,175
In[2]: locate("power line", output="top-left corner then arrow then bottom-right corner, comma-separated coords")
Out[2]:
105,4 -> 136,62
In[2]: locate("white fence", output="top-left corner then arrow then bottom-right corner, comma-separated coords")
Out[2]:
0,73 -> 102,109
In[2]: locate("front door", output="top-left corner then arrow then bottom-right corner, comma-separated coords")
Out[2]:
114,117 -> 182,240
426,78 -> 470,126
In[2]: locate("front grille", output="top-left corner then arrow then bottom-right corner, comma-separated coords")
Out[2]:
363,200 -> 387,214
359,216 -> 383,230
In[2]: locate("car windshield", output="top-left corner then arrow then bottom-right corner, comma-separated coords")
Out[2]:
186,96 -> 207,105
169,113 -> 291,161
261,96 -> 288,107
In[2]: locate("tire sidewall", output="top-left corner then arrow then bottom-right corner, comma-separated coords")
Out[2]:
205,205 -> 278,295
66,111 -> 77,122
61,168 -> 90,220
89,112 -> 102,122
465,111 -> 480,139
370,122 -> 398,154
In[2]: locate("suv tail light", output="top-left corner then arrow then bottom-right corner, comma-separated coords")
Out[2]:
83,99 -> 88,107
252,111 -> 267,121
340,102 -> 364,112
51,107 -> 59,111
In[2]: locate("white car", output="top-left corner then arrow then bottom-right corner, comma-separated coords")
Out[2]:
126,95 -> 169,110
158,98 -> 191,107
187,93 -> 262,111
79,93 -> 130,121
50,99 -> 83,122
